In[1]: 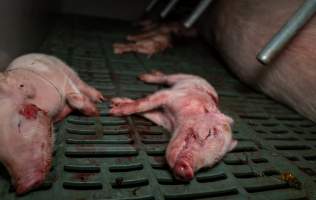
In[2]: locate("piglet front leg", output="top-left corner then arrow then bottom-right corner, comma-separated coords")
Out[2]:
109,91 -> 170,116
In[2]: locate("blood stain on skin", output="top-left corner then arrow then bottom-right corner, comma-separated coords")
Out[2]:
19,104 -> 41,119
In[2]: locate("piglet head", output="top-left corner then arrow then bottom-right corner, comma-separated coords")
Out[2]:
0,98 -> 53,195
166,112 -> 237,181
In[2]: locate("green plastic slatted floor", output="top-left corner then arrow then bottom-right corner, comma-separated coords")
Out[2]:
0,16 -> 316,200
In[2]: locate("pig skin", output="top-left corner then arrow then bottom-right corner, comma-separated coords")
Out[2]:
110,71 -> 237,180
113,21 -> 197,56
0,53 -> 104,194
113,33 -> 172,56
199,0 -> 316,122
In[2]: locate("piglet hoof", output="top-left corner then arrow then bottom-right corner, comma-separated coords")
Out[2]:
81,105 -> 100,117
91,89 -> 105,103
109,98 -> 136,116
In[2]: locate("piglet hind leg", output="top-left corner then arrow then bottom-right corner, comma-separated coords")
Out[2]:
109,91 -> 170,116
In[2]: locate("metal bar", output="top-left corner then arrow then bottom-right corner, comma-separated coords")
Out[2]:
145,0 -> 160,12
160,0 -> 180,18
184,0 -> 213,28
257,0 -> 316,65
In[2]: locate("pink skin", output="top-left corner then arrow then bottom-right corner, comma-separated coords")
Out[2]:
113,34 -> 172,56
0,53 -> 104,194
127,22 -> 181,42
110,71 -> 237,180
113,21 -> 197,56
128,21 -> 197,42
201,0 -> 316,122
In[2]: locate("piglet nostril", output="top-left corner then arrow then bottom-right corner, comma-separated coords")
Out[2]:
173,160 -> 194,181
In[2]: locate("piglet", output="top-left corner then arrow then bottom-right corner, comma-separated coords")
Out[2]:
113,21 -> 197,56
110,71 -> 237,180
113,34 -> 172,56
0,53 -> 104,194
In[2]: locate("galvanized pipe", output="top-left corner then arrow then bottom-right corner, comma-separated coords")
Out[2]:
257,0 -> 316,65
184,0 -> 213,28
145,0 -> 160,12
160,0 -> 180,18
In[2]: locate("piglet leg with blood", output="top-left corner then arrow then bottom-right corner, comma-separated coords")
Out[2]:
110,71 -> 237,180
0,53 -> 104,194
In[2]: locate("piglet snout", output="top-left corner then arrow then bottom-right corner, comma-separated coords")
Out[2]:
15,172 -> 46,195
173,159 -> 194,181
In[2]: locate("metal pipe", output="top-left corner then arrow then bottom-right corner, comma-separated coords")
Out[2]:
257,0 -> 316,65
145,0 -> 160,12
160,0 -> 180,18
184,0 -> 213,28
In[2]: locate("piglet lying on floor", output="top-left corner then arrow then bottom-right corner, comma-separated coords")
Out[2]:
113,33 -> 172,57
0,53 -> 104,194
110,71 -> 237,180
113,21 -> 197,56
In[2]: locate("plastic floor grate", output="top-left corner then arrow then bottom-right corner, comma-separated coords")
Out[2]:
0,16 -> 315,200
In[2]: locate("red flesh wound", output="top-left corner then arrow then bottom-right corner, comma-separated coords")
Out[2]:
19,104 -> 40,119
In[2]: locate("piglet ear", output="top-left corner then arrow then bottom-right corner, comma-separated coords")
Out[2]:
227,116 -> 234,125
228,140 -> 238,152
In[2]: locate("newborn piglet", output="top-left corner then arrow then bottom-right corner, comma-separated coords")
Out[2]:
110,71 -> 237,180
113,34 -> 172,57
113,21 -> 197,56
0,53 -> 104,194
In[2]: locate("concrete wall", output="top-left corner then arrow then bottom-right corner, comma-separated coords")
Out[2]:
0,0 -> 157,70
0,0 -> 54,70
59,0 -> 151,21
